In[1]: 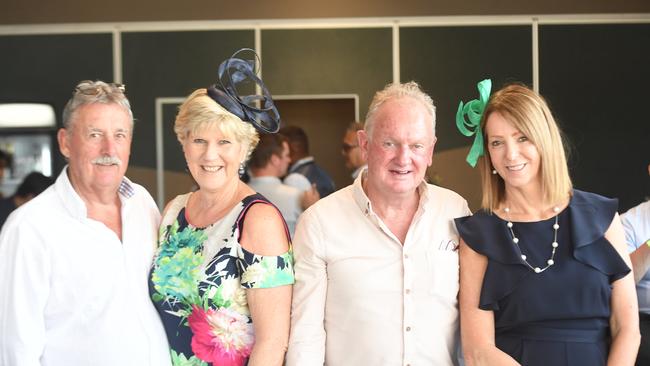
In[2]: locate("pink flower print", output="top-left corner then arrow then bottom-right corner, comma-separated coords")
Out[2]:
188,305 -> 255,366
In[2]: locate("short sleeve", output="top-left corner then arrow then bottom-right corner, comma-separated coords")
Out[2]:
455,211 -> 531,311
569,190 -> 630,283
237,246 -> 295,289
620,201 -> 650,253
455,212 -> 524,265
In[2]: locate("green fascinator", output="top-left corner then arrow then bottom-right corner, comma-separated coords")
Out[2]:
456,79 -> 491,167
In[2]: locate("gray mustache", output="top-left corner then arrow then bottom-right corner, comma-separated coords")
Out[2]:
91,156 -> 122,166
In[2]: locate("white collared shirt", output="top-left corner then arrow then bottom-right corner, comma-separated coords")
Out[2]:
622,200 -> 650,313
284,156 -> 316,192
248,175 -> 303,236
351,164 -> 367,179
0,167 -> 171,366
287,172 -> 470,366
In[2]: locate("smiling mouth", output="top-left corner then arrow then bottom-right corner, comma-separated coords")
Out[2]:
506,163 -> 526,171
390,169 -> 411,175
201,165 -> 223,173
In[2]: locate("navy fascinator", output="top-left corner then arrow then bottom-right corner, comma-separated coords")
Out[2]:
207,48 -> 281,133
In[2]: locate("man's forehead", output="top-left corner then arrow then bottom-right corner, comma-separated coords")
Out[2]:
86,125 -> 130,132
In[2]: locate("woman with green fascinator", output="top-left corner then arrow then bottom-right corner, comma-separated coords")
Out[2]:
454,80 -> 639,365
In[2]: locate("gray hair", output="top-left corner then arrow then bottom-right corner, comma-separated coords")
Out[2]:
62,80 -> 133,132
364,81 -> 436,137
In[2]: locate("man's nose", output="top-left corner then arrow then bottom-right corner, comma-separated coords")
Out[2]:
101,136 -> 117,155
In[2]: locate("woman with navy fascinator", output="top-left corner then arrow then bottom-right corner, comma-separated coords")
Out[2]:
148,49 -> 294,366
454,80 -> 639,365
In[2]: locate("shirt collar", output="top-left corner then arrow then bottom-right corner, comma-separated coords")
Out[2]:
289,156 -> 315,172
55,165 -> 135,219
351,164 -> 367,179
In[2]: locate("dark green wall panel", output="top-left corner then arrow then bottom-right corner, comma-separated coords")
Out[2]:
540,24 -> 650,210
122,30 -> 255,170
261,28 -> 393,119
0,33 -> 114,173
400,25 -> 532,151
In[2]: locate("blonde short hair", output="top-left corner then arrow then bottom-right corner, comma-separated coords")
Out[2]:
479,83 -> 572,211
174,89 -> 259,161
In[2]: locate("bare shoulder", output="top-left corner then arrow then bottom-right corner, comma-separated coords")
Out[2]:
240,202 -> 290,256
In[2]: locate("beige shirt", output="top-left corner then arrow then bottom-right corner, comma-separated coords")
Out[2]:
287,172 -> 470,366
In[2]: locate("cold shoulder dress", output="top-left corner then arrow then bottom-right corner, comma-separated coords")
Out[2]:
148,193 -> 295,366
454,190 -> 630,366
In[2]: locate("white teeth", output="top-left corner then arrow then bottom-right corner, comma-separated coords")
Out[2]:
506,163 -> 526,171
202,166 -> 221,172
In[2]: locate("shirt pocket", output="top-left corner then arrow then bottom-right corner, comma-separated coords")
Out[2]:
425,249 -> 460,300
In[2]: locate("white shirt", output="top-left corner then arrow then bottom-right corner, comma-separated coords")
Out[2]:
248,176 -> 303,237
622,200 -> 650,313
287,172 -> 470,366
351,164 -> 367,179
0,167 -> 171,366
284,156 -> 315,192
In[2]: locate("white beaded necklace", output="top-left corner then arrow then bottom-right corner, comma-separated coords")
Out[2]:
504,206 -> 560,274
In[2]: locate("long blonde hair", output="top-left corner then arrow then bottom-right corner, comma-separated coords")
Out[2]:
479,84 -> 572,212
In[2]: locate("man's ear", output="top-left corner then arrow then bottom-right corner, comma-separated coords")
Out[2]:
57,128 -> 70,159
269,153 -> 280,168
427,136 -> 437,167
358,130 -> 369,159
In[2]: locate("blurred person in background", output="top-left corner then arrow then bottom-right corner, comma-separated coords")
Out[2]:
341,121 -> 367,180
0,171 -> 54,229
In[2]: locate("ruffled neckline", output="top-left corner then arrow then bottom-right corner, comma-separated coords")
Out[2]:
454,189 -> 630,310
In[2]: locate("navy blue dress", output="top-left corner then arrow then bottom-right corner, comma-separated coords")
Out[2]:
455,190 -> 630,366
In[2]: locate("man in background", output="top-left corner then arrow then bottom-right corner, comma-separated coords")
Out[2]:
341,121 -> 367,180
0,150 -> 12,198
280,125 -> 336,198
0,80 -> 171,366
622,162 -> 650,366
0,171 -> 53,229
248,133 -> 318,236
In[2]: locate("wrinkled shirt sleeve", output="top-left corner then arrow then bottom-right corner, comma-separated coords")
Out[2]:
621,205 -> 643,252
0,215 -> 50,366
286,208 -> 327,366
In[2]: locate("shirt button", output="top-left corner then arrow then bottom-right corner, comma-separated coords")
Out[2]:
404,253 -> 409,259
405,289 -> 411,294
406,326 -> 411,331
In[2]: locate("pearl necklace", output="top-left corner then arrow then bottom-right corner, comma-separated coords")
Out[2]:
504,206 -> 560,274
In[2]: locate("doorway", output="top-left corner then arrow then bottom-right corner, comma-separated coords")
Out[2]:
274,96 -> 358,190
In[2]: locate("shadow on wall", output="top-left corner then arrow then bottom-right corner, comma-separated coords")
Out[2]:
428,146 -> 482,212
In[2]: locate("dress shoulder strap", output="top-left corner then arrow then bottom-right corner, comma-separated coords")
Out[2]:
234,194 -> 291,242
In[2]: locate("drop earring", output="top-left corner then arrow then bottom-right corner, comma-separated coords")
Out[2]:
492,169 -> 497,175
239,162 -> 246,176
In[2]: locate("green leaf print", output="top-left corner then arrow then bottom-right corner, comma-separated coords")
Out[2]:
170,350 -> 208,366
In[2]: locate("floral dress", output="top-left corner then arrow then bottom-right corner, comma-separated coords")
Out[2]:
149,193 -> 295,366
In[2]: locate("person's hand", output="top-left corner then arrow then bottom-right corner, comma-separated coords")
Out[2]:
301,184 -> 320,209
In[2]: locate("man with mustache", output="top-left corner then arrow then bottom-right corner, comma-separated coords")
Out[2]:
0,80 -> 171,366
